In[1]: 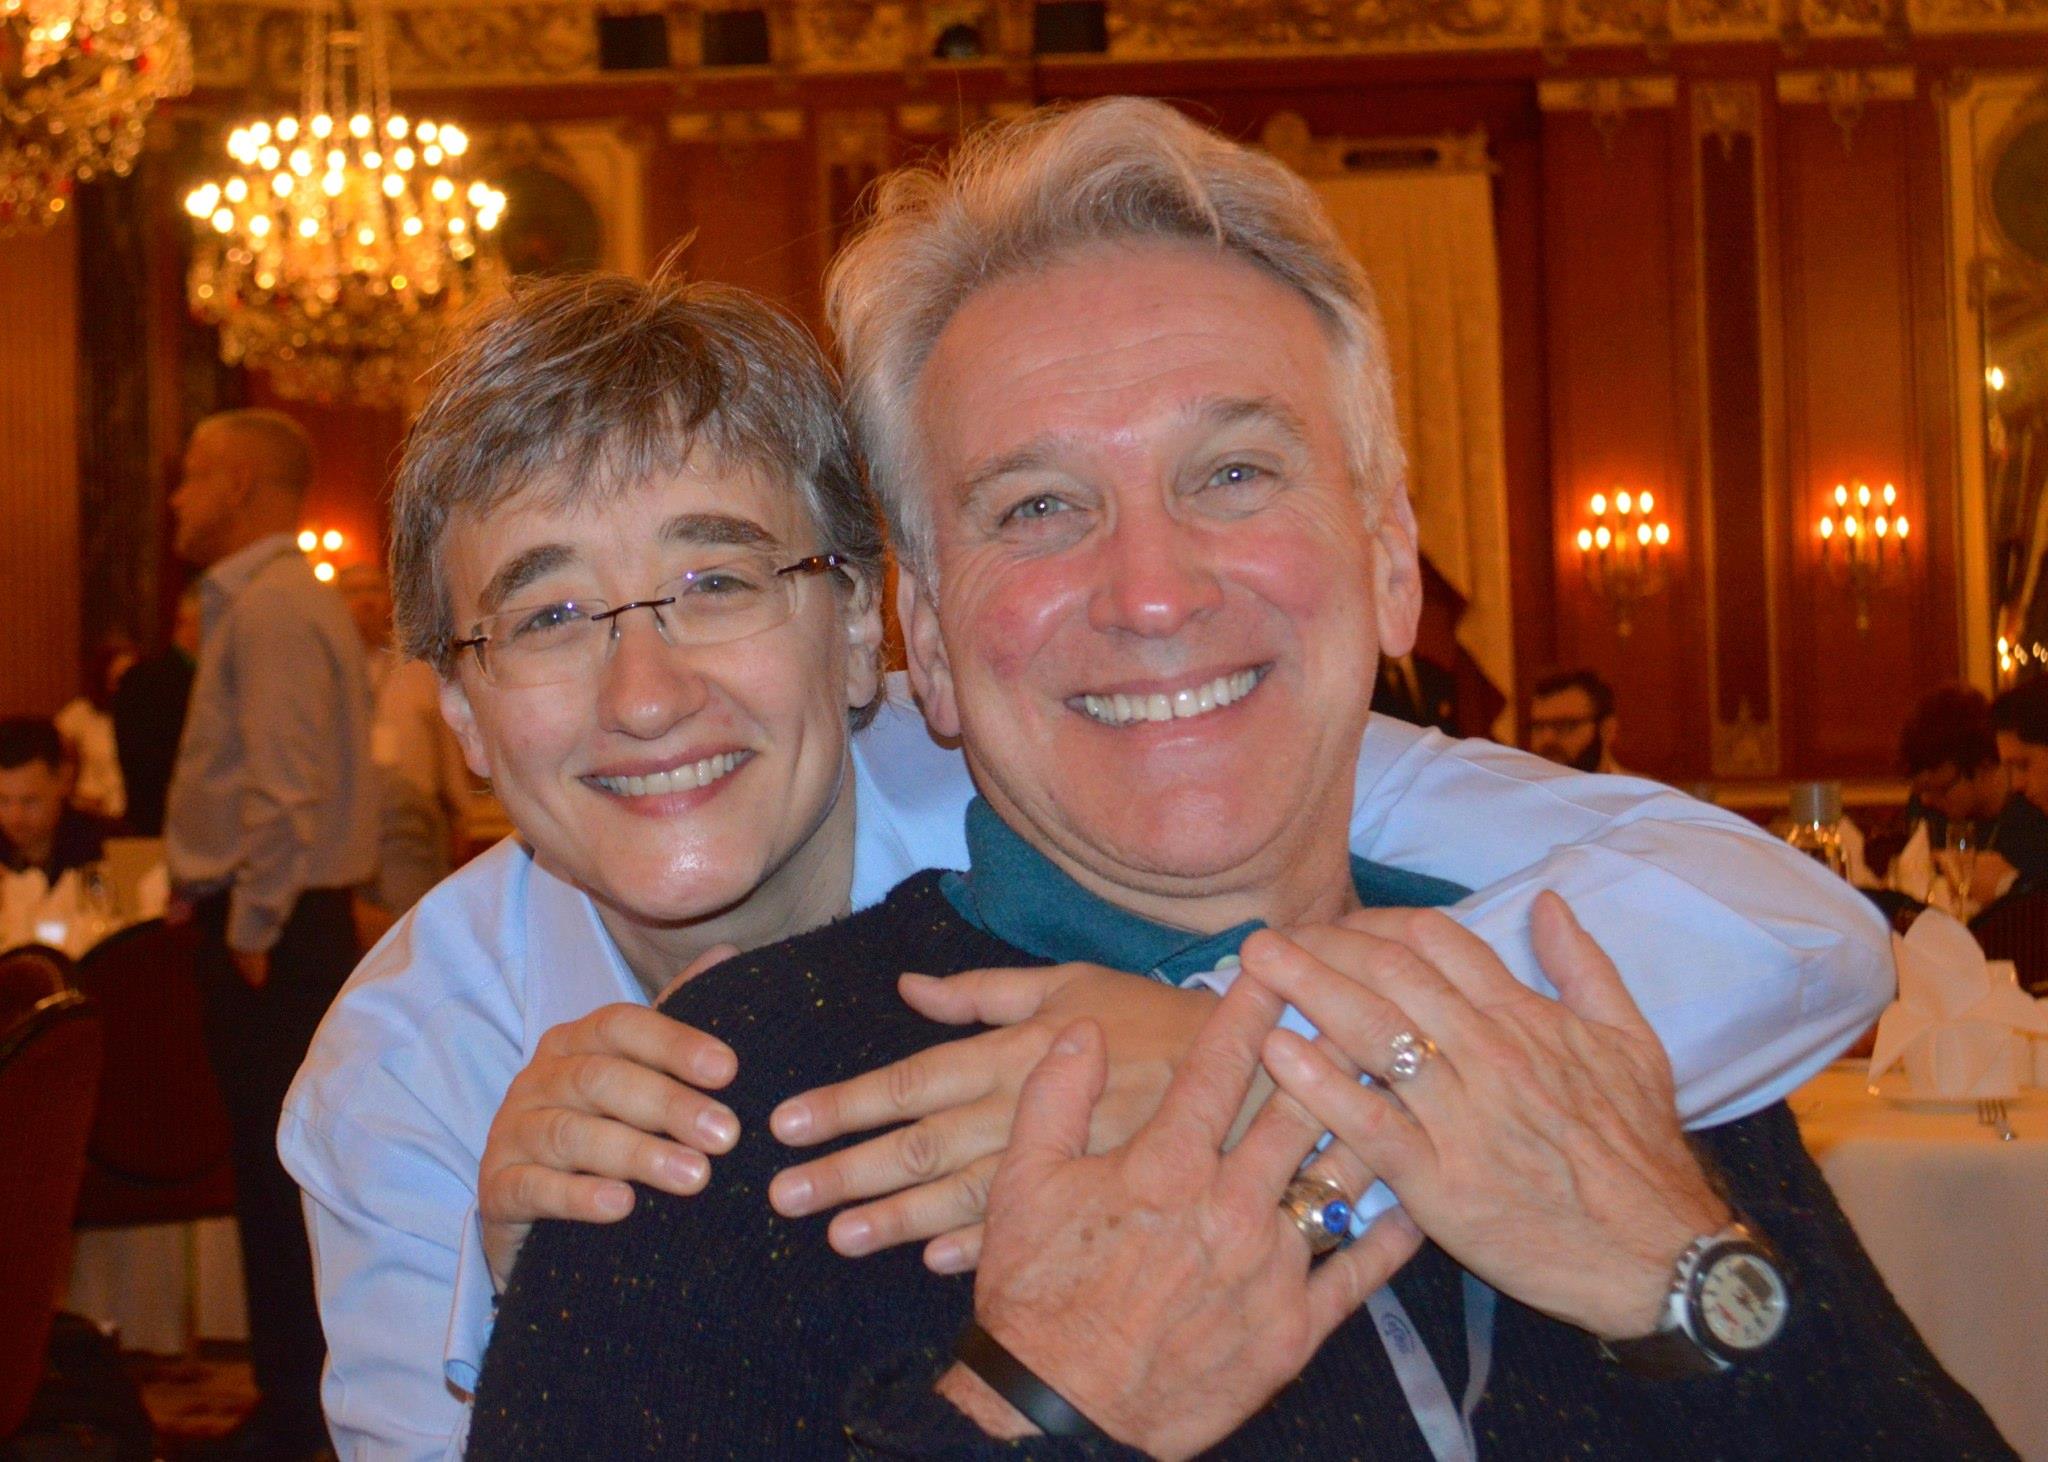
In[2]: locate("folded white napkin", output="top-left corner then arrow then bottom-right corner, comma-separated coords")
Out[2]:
1888,821 -> 1934,901
1871,910 -> 2048,1097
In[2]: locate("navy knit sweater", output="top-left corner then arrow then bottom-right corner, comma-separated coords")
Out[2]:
469,874 -> 2012,1459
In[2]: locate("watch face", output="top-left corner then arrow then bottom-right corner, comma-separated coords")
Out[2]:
1696,1247 -> 1788,1356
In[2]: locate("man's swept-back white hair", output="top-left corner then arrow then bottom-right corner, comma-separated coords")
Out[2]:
825,95 -> 1405,579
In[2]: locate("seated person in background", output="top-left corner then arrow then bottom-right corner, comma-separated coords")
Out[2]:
0,716 -> 114,880
112,586 -> 200,837
1527,666 -> 1627,774
467,98 -> 1968,1459
1902,682 -> 2048,903
1369,648 -> 1458,734
1991,677 -> 2048,825
55,636 -> 136,823
283,264 -> 1892,1461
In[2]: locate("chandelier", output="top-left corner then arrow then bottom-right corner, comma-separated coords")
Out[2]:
182,1 -> 506,405
1,0 -> 192,233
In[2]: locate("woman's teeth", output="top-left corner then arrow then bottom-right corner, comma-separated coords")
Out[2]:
1080,669 -> 1262,726
593,752 -> 744,797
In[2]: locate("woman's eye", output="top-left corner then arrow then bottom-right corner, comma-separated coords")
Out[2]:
1002,494 -> 1069,525
510,603 -> 584,639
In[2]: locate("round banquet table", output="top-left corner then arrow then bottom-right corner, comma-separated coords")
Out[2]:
1790,1064 -> 2048,1459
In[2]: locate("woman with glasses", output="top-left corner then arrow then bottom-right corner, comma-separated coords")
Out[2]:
280,268 -> 1889,1461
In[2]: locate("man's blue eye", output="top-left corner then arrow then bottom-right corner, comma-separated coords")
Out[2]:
1210,463 -> 1267,488
1004,495 -> 1068,524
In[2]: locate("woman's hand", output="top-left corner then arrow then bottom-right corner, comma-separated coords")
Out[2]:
477,945 -> 740,1289
1241,893 -> 1730,1340
767,963 -> 1218,1271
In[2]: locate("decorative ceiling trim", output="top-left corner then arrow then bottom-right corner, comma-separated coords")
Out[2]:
179,0 -> 2048,91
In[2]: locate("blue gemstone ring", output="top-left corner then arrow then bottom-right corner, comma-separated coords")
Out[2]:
1281,1171 -> 1354,1257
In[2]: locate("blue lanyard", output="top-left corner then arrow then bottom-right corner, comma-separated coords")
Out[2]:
1365,1270 -> 1496,1462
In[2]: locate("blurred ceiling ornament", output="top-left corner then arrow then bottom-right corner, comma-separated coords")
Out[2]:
0,0 -> 192,233
182,0 -> 506,404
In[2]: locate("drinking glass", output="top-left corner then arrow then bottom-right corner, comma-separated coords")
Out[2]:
1939,822 -> 1979,919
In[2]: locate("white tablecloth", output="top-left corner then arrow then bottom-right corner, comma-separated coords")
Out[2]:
1792,1064 -> 2048,1458
66,1218 -> 248,1355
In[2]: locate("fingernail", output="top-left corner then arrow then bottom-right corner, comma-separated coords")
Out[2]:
697,1110 -> 738,1148
771,1102 -> 812,1141
696,1049 -> 737,1085
596,1182 -> 633,1216
835,1216 -> 874,1255
1054,1026 -> 1088,1055
927,1237 -> 966,1274
773,1174 -> 813,1214
658,1150 -> 705,1188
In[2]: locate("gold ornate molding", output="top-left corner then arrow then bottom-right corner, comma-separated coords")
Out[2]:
179,0 -> 2048,89
1776,66 -> 1916,148
1259,111 -> 1493,173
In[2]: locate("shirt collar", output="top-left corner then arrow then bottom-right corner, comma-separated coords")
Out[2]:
940,797 -> 1470,985
201,532 -> 301,607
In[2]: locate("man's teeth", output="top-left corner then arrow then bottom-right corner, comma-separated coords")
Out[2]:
594,752 -> 744,797
1080,670 -> 1261,726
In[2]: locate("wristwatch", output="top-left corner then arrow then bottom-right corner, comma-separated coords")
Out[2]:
1601,1221 -> 1789,1379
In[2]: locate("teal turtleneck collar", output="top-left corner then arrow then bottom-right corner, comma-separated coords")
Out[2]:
939,797 -> 1470,986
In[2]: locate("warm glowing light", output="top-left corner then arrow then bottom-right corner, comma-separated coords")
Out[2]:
1594,525 -> 1612,549
1819,517 -> 1835,540
1616,490 -> 1634,515
1856,483 -> 1872,508
1834,484 -> 1849,507
1653,523 -> 1670,546
1844,516 -> 1860,538
1639,491 -> 1654,514
1882,483 -> 1896,506
1576,528 -> 1593,551
1896,518 -> 1909,539
296,529 -> 318,551
1989,366 -> 2008,392
1589,492 -> 1607,517
321,529 -> 344,551
1874,516 -> 1889,537
313,561 -> 336,583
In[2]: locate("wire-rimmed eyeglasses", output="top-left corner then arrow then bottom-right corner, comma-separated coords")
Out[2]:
450,552 -> 852,689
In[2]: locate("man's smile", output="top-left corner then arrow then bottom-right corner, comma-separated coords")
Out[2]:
1071,666 -> 1268,727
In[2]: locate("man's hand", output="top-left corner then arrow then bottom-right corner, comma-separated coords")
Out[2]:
1242,892 -> 1730,1341
229,947 -> 269,988
477,944 -> 739,1290
766,963 -> 1216,1271
953,978 -> 1422,1460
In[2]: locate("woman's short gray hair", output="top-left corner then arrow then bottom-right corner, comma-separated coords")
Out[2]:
390,271 -> 885,718
825,96 -> 1403,580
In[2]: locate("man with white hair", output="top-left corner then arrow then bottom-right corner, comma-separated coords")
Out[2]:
467,102 -> 1999,1457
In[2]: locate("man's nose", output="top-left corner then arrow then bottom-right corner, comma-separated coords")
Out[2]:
594,608 -> 710,737
1085,502 -> 1224,638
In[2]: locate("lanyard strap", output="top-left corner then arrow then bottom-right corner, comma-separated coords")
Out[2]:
1365,1270 -> 1496,1462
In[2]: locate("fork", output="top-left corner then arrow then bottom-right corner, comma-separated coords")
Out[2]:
1977,1099 -> 2017,1142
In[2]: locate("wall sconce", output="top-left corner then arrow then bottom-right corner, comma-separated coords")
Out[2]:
1998,636 -> 2048,681
1816,481 -> 1907,633
297,525 -> 348,583
1574,487 -> 1671,637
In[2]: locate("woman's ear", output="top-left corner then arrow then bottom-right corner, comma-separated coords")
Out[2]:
842,571 -> 885,713
438,673 -> 494,781
899,570 -> 958,738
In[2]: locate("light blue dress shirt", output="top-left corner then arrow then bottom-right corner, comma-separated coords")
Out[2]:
279,687 -> 1892,1460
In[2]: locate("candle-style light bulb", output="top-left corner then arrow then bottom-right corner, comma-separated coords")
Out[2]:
1590,493 -> 1607,518
1617,490 -> 1634,515
1576,528 -> 1593,552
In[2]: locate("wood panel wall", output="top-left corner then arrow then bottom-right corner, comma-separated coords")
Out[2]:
0,221 -> 82,717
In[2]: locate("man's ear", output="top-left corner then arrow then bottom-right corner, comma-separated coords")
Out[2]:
1369,487 -> 1423,660
438,673 -> 494,782
842,572 -> 885,714
898,569 -> 959,739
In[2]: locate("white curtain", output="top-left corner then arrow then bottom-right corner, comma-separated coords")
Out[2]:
1311,170 -> 1514,729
